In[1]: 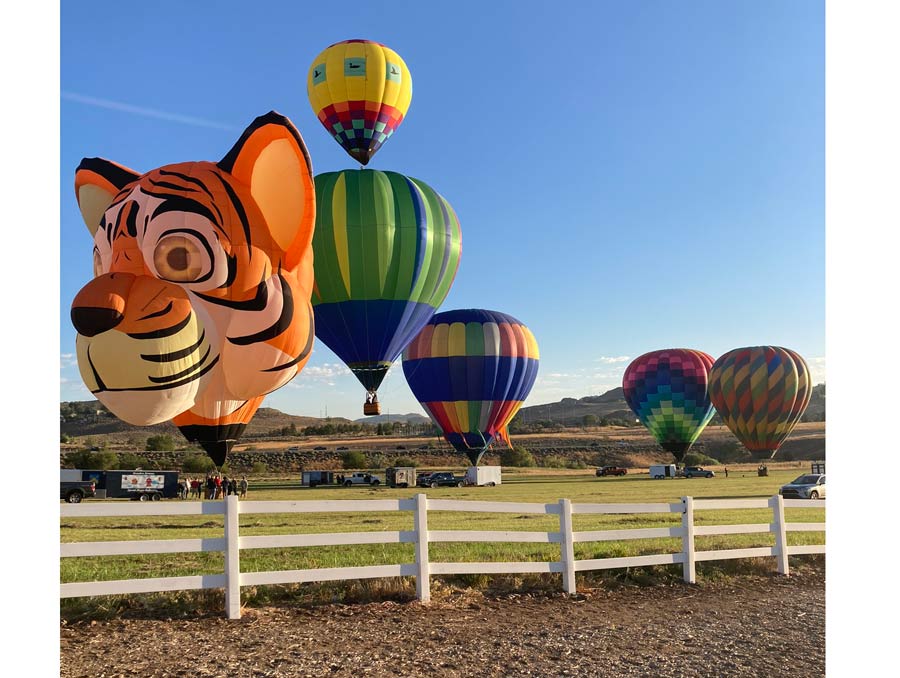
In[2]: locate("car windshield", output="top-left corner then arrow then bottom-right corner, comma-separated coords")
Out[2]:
791,475 -> 820,485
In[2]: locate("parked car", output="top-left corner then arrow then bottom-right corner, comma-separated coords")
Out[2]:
422,472 -> 464,488
683,466 -> 715,478
779,474 -> 826,500
596,466 -> 627,477
416,472 -> 434,487
336,446 -> 349,451
342,472 -> 381,487
314,445 -> 327,451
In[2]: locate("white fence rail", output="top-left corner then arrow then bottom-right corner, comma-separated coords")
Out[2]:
61,494 -> 825,619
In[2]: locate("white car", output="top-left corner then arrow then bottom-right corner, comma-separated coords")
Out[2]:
779,473 -> 826,500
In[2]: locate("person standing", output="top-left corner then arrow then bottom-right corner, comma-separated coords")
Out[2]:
240,476 -> 248,499
724,467 -> 729,478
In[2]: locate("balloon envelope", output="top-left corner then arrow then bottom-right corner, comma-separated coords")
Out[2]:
70,112 -> 316,466
707,346 -> 812,459
402,309 -> 540,465
312,169 -> 461,401
622,349 -> 716,462
307,39 -> 412,165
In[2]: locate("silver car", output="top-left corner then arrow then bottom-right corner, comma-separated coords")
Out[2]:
779,473 -> 826,500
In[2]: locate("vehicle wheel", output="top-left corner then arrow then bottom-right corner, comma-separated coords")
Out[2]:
65,491 -> 82,504
344,481 -> 352,487
139,493 -> 150,502
809,491 -> 819,500
430,481 -> 438,488
371,480 -> 380,486
488,482 -> 496,487
457,481 -> 464,487
151,493 -> 161,501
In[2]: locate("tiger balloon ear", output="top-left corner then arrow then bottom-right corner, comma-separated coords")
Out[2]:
218,111 -> 315,266
75,158 -> 141,237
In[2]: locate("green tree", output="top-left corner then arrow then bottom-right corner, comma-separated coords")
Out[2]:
251,461 -> 268,474
683,451 -> 720,467
392,456 -> 418,468
341,450 -> 367,469
182,454 -> 216,473
500,447 -> 536,467
117,453 -> 150,469
67,450 -> 119,470
582,414 -> 599,428
146,434 -> 176,451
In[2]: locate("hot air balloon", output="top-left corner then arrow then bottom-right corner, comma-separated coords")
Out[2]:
312,169 -> 462,414
307,39 -> 412,165
622,349 -> 716,463
402,310 -> 540,466
70,112 -> 316,466
707,346 -> 812,459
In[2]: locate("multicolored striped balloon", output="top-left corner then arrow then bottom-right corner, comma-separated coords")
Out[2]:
708,346 -> 812,459
312,170 -> 462,403
622,349 -> 716,462
402,310 -> 540,465
307,39 -> 412,165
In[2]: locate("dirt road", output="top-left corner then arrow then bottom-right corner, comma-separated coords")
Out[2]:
60,563 -> 824,678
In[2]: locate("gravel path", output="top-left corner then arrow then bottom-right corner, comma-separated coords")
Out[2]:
61,563 -> 824,678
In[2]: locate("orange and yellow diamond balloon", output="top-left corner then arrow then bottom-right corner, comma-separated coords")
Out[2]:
307,39 -> 413,165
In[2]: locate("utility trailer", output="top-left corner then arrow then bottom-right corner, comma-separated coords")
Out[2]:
386,467 -> 417,488
649,464 -> 677,479
301,470 -> 336,487
79,469 -> 181,500
465,465 -> 502,487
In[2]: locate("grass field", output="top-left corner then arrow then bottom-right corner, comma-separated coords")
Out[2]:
61,466 -> 824,601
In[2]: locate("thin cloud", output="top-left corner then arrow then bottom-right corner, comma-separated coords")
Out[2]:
62,91 -> 239,131
595,356 -> 630,364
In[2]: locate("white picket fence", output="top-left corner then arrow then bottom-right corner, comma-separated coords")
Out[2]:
60,494 -> 825,619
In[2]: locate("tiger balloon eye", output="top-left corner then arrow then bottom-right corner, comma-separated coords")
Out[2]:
71,111 -> 317,467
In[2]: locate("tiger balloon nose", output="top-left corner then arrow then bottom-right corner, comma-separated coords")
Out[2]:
70,272 -> 135,337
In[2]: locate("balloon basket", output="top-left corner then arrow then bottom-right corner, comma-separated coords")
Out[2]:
364,401 -> 381,416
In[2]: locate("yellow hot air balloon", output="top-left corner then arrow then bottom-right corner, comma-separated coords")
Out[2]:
307,39 -> 412,165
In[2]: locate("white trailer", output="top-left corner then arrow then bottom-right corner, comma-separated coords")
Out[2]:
465,465 -> 502,487
649,464 -> 677,479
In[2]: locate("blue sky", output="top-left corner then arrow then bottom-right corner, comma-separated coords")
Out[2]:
59,0 -> 825,419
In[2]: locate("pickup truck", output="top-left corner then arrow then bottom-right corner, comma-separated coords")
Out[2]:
342,472 -> 381,487
418,472 -> 465,488
61,480 -> 96,504
596,466 -> 627,477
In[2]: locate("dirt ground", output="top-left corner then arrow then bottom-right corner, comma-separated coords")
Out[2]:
60,562 -> 824,678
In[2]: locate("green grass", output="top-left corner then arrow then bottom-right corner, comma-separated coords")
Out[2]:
60,469 -> 824,616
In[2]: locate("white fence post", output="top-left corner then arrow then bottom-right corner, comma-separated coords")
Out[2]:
414,493 -> 431,602
681,496 -> 696,584
224,495 -> 241,619
771,494 -> 790,575
558,498 -> 576,594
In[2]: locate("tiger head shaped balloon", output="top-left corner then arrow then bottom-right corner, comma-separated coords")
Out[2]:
70,112 -> 315,465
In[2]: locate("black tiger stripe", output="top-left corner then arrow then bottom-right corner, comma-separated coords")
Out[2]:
216,175 -> 253,258
76,158 -> 140,190
123,200 -> 139,237
140,330 -> 206,363
227,273 -> 293,346
94,355 -> 220,393
137,301 -> 173,321
147,193 -> 220,228
127,312 -> 192,340
157,169 -> 224,225
194,272 -> 268,310
147,346 -> 212,384
261,306 -> 314,372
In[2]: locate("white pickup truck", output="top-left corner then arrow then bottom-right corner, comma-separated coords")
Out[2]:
342,472 -> 381,487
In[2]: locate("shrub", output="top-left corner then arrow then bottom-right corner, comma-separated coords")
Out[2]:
500,447 -> 536,468
146,434 -> 176,451
182,454 -> 216,474
251,461 -> 268,474
117,453 -> 150,469
341,450 -> 367,469
67,450 -> 118,470
566,459 -> 588,470
540,455 -> 566,468
392,456 -> 418,467
683,451 -> 720,467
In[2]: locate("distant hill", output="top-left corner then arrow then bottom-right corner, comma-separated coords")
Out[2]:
353,413 -> 431,425
516,384 -> 825,427
60,400 -> 354,443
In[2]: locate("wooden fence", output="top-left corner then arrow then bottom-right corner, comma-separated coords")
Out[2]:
60,494 -> 825,619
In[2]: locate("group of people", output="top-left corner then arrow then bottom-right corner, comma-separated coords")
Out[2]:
179,474 -> 248,500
